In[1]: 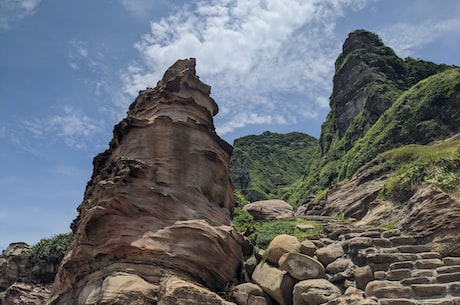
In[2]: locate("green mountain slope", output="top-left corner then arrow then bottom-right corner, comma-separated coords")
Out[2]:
230,131 -> 317,202
288,30 -> 458,205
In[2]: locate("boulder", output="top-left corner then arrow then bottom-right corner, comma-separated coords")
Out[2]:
158,276 -> 235,305
293,279 -> 342,305
325,258 -> 354,275
278,252 -> 326,280
243,199 -> 295,221
51,58 -> 243,303
267,235 -> 301,265
232,283 -> 274,305
315,245 -> 345,266
300,240 -> 317,257
252,262 -> 296,305
354,265 -> 374,291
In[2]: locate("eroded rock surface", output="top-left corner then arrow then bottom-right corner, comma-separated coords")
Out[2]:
51,58 -> 243,304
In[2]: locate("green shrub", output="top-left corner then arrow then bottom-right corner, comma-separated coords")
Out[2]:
231,208 -> 256,236
28,232 -> 73,264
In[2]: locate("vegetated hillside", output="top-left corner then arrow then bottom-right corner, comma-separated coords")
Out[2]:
288,30 -> 458,205
230,131 -> 317,202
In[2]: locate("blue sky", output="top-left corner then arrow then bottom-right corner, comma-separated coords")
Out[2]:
1,0 -> 459,250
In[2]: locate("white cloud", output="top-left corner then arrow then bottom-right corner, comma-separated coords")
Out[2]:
380,19 -> 460,58
0,0 -> 41,31
121,0 -> 371,135
22,106 -> 104,149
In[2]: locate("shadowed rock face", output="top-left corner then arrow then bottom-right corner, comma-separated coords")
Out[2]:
52,58 -> 243,304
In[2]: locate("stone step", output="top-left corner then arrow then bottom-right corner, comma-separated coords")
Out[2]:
379,298 -> 417,305
443,257 -> 460,266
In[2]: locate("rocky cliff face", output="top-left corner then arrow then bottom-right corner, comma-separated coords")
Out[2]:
51,58 -> 243,304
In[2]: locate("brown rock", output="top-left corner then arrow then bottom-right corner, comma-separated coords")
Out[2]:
326,258 -> 354,274
266,234 -> 301,265
51,58 -> 243,303
293,279 -> 342,305
354,266 -> 373,290
252,262 -> 295,305
278,252 -> 326,280
399,185 -> 460,256
325,287 -> 377,305
415,258 -> 444,269
411,283 -> 447,298
365,280 -> 411,298
158,276 -> 235,305
243,199 -> 295,220
232,283 -> 273,305
0,243 -> 30,290
300,239 -> 317,257
315,245 -> 344,266
2,282 -> 51,305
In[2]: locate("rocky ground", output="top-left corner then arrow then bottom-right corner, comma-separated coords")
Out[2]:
232,215 -> 460,305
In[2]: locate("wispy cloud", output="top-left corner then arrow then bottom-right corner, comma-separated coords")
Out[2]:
380,18 -> 460,58
0,0 -> 41,31
121,0 -> 370,135
22,106 -> 105,149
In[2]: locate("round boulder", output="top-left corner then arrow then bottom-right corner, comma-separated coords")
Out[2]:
267,234 -> 301,265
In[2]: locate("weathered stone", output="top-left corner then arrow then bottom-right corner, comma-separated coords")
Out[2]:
374,271 -> 385,280
326,258 -> 353,274
293,279 -> 342,305
435,272 -> 460,283
278,252 -> 325,280
243,255 -> 258,279
266,234 -> 301,265
372,238 -> 391,248
396,245 -> 432,253
451,282 -> 460,296
243,200 -> 295,221
411,283 -> 446,298
389,236 -> 416,246
232,283 -> 271,305
300,240 -> 317,257
437,265 -> 460,274
343,237 -> 373,254
51,58 -> 243,303
443,257 -> 460,266
252,262 -> 295,305
158,276 -> 235,305
366,253 -> 397,264
315,245 -> 344,266
386,268 -> 411,281
400,277 -> 430,286
325,287 -> 377,305
365,281 -> 412,298
389,261 -> 414,270
415,258 -> 444,269
378,299 -> 416,305
2,282 -> 52,305
83,272 -> 159,305
411,269 -> 434,277
296,224 -> 316,231
355,265 -> 373,290
399,185 -> 460,256
382,229 -> 401,238
418,251 -> 442,259
0,243 -> 31,290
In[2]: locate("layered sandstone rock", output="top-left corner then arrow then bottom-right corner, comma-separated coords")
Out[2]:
51,58 -> 243,304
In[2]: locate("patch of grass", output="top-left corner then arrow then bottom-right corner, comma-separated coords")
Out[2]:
232,211 -> 322,249
377,140 -> 460,200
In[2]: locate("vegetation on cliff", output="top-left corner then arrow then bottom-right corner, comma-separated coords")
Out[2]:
287,30 -> 459,206
230,131 -> 317,202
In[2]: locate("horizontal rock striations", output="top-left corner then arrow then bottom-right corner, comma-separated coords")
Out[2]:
51,58 -> 243,304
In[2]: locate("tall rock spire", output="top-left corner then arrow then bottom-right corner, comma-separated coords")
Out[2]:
51,58 -> 243,304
